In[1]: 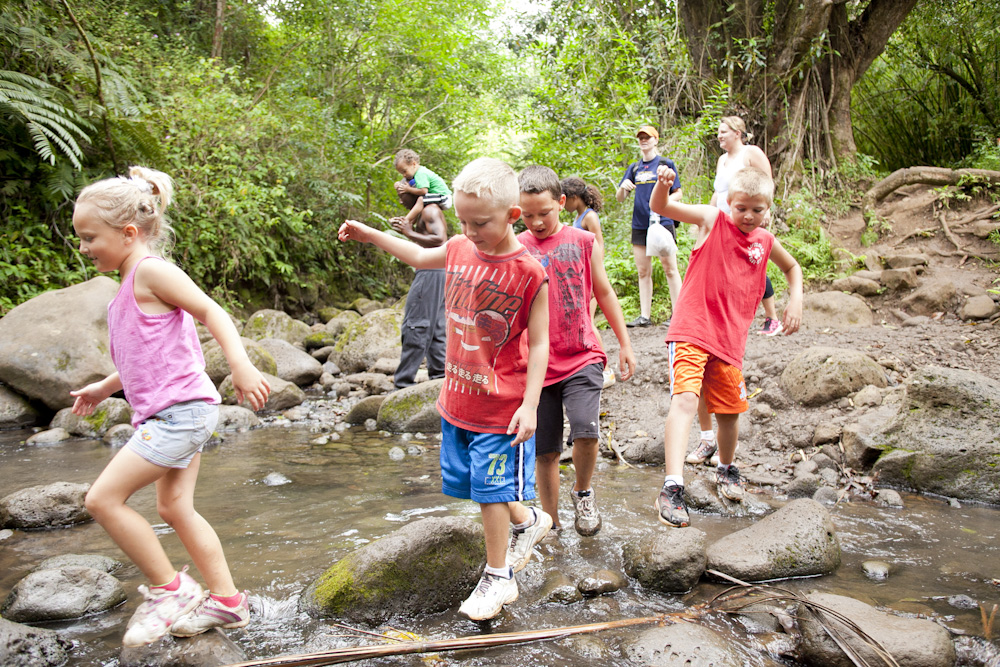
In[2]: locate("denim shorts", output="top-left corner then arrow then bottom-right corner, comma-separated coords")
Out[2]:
126,400 -> 219,469
440,419 -> 536,504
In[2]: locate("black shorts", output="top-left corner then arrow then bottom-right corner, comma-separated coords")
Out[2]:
535,362 -> 605,457
631,223 -> 676,246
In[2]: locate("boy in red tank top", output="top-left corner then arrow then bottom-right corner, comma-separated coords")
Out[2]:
648,166 -> 803,527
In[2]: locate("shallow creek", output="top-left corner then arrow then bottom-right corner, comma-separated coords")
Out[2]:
1,413 -> 998,666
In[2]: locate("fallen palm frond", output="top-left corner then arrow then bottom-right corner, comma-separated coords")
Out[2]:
981,603 -> 997,641
706,569 -> 901,667
222,614 -> 686,667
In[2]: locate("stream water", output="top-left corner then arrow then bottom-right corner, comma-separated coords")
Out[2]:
2,403 -> 998,666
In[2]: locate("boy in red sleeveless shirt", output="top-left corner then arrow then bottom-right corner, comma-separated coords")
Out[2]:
338,158 -> 551,621
649,166 -> 802,527
516,165 -> 636,537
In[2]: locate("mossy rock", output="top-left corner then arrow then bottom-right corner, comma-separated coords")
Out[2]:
317,306 -> 342,323
349,298 -> 383,316
329,309 -> 402,374
300,516 -> 485,624
49,398 -> 131,438
203,337 -> 277,386
376,380 -> 443,433
304,330 -> 339,351
242,309 -> 311,345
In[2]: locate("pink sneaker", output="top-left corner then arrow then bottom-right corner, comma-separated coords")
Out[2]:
171,592 -> 250,637
758,318 -> 783,336
122,567 -> 203,647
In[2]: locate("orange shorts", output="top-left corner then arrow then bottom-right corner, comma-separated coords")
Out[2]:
668,341 -> 748,414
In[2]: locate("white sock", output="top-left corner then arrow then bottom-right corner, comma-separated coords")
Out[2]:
717,464 -> 731,473
664,474 -> 684,488
700,430 -> 715,441
484,564 -> 512,579
512,507 -> 536,532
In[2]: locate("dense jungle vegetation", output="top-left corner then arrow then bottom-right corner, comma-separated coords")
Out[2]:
2,0 -> 998,319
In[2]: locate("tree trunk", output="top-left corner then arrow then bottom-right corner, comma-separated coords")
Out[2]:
211,0 -> 226,59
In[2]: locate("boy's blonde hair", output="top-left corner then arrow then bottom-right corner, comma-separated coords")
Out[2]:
394,148 -> 420,167
452,158 -> 518,210
729,166 -> 774,206
76,166 -> 175,258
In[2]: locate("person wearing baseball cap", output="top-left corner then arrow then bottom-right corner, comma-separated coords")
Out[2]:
616,125 -> 683,327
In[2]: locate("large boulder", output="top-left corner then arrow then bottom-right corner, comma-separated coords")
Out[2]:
376,380 -> 444,433
1,566 -> 126,622
216,405 -> 261,431
257,338 -> 323,386
706,499 -> 841,581
0,277 -> 118,410
345,396 -> 387,425
300,516 -> 486,624
622,528 -> 706,593
801,292 -> 873,329
0,385 -> 41,428
0,482 -> 91,529
203,337 -> 276,386
869,366 -> 1000,503
219,372 -> 304,412
241,309 -> 311,345
798,592 -> 955,667
328,308 -> 402,374
49,397 -> 132,437
781,347 -> 887,407
624,622 -> 776,667
0,617 -> 73,667
901,279 -> 960,316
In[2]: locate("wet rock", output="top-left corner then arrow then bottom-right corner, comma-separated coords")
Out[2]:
539,570 -> 582,605
624,622 -> 765,667
798,592 -> 954,667
258,338 -> 323,386
0,617 -> 73,666
621,437 -> 664,465
812,487 -> 839,505
684,477 -> 771,517
2,566 -> 126,622
948,594 -> 978,610
220,372 -> 304,412
345,395 -> 386,425
203,337 -> 276,385
0,481 -> 91,529
103,423 -> 135,447
0,529 -> 12,540
300,516 -> 486,624
388,446 -> 406,461
577,569 -> 626,597
26,428 -> 72,445
841,403 -> 899,469
119,629 -> 246,666
961,294 -> 998,320
733,601 -> 786,633
901,279 -> 960,316
802,292 -> 873,329
406,445 -> 427,456
0,385 -> 40,428
564,634 -> 609,660
364,418 -> 377,431
707,499 -> 841,581
282,406 -> 310,421
781,347 -> 887,407
376,380 -> 444,433
328,308 -> 403,374
622,528 -> 706,593
861,560 -> 890,581
954,635 -> 1000,667
869,366 -> 1000,504
874,489 -> 903,507
50,397 -> 132,438
0,277 -> 118,411
216,405 -> 261,431
242,309 -> 311,345
262,472 -> 291,486
35,554 -> 121,573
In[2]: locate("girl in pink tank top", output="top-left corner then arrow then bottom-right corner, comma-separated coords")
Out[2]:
69,166 -> 270,647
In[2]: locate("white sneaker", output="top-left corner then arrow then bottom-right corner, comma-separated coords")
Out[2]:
685,437 -> 717,465
122,567 -> 203,647
458,570 -> 518,621
171,591 -> 250,637
709,443 -> 740,467
505,508 -> 553,572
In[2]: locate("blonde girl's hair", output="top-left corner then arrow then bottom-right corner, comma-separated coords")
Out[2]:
76,166 -> 176,258
730,166 -> 774,206
721,115 -> 754,143
452,157 -> 518,210
560,177 -> 604,213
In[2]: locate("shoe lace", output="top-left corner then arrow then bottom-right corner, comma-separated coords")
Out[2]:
475,572 -> 500,595
662,484 -> 684,509
719,465 -> 747,487
576,493 -> 596,516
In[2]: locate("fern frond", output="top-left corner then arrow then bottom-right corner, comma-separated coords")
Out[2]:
0,69 -> 91,168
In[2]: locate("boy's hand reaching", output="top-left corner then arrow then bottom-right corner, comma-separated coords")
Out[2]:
618,346 -> 637,383
338,220 -> 374,244
656,165 -> 677,189
781,298 -> 802,335
507,403 -> 537,447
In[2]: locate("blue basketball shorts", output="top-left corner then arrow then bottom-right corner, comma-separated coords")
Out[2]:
439,418 -> 536,503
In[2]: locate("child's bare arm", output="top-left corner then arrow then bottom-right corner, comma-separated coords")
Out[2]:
70,372 -> 122,416
649,167 -> 716,229
339,219 -> 447,269
590,244 -> 635,382
769,240 -> 803,334
508,283 -> 549,446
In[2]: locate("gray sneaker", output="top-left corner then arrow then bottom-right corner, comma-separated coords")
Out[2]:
716,464 -> 747,501
505,508 -> 553,572
626,315 -> 652,328
655,483 -> 690,527
570,488 -> 602,536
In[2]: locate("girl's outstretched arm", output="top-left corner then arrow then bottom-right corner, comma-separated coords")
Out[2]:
137,261 -> 271,409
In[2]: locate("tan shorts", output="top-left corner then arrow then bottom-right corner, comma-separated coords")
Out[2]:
668,342 -> 748,414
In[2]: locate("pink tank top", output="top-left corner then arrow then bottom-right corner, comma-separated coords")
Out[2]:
108,257 -> 220,427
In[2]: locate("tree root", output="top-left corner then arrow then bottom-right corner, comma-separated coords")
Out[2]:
861,167 -> 1000,216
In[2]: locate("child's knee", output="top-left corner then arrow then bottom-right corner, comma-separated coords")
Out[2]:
668,392 -> 699,415
537,451 -> 561,467
156,498 -> 193,527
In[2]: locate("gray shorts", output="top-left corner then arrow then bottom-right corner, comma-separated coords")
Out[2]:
126,400 -> 219,469
535,363 -> 604,457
